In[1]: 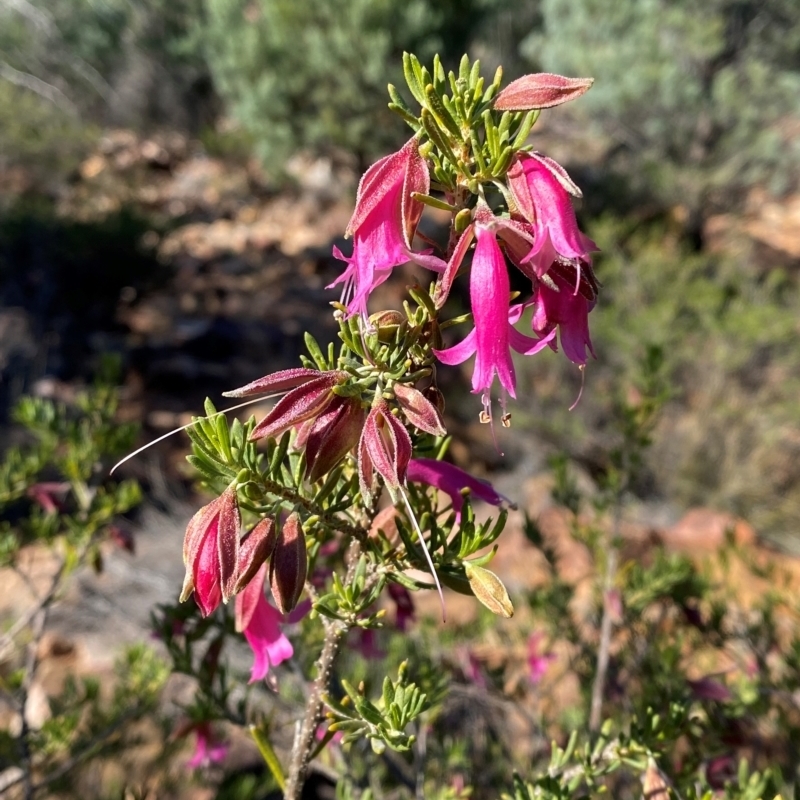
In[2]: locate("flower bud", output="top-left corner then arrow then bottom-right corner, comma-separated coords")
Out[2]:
393,383 -> 446,437
464,562 -> 514,618
269,513 -> 308,613
368,310 -> 406,342
493,73 -> 594,111
234,518 -> 277,593
358,402 -> 412,504
223,367 -> 324,398
305,396 -> 365,482
249,371 -> 348,441
180,488 -> 240,616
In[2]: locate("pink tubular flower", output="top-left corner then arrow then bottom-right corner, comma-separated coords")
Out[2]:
434,205 -> 554,421
527,632 -> 556,685
507,152 -> 596,280
330,136 -> 445,318
180,488 -> 240,617
186,723 -> 227,770
235,563 -> 294,684
529,271 -> 595,366
407,458 -> 505,522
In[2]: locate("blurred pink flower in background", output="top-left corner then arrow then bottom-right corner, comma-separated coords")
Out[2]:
186,723 -> 227,770
527,632 -> 556,685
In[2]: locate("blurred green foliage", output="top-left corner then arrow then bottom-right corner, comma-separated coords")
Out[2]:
200,0 -> 508,168
524,0 -> 800,211
516,213 -> 800,548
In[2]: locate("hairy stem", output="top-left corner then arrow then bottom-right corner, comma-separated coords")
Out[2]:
283,621 -> 345,800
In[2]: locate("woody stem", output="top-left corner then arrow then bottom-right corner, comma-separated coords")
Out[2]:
283,540 -> 362,799
283,620 -> 346,800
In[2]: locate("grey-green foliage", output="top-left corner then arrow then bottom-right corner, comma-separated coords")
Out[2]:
0,0 -> 207,131
200,0 -> 506,169
523,0 -> 800,208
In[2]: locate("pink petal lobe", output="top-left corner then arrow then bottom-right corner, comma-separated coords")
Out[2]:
433,328 -> 476,365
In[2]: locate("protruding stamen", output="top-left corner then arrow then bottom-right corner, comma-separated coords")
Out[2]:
482,391 -> 504,457
569,364 -> 586,411
399,487 -> 445,621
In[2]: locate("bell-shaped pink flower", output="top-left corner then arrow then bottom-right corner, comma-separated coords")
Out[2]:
407,457 -> 506,522
507,152 -> 597,279
180,488 -> 240,617
235,563 -> 294,684
433,206 -> 554,420
330,136 -> 445,318
529,271 -> 595,366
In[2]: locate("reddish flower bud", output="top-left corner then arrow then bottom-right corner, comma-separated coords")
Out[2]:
234,517 -> 277,593
305,395 -> 365,482
494,73 -> 594,111
358,402 -> 412,504
269,512 -> 308,614
393,383 -> 446,437
223,367 -> 325,398
180,488 -> 240,616
249,371 -> 348,441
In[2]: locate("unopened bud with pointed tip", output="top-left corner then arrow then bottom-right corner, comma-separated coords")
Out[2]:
234,518 -> 277,593
223,367 -> 325,398
494,73 -> 593,111
269,513 -> 308,613
393,383 -> 446,437
305,396 -> 365,482
464,562 -> 514,618
358,401 -> 412,504
180,488 -> 240,616
248,371 -> 349,441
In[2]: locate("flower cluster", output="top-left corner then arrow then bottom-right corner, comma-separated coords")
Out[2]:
331,65 -> 598,424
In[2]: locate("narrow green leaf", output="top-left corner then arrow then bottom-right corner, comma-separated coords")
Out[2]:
250,725 -> 285,791
389,103 -> 420,129
402,52 -> 426,106
304,332 -> 328,370
426,84 -> 462,141
512,110 -> 539,148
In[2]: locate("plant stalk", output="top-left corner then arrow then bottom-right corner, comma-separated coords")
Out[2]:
283,621 -> 345,799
